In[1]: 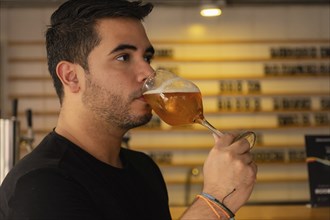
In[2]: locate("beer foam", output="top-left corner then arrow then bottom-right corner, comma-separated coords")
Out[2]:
144,77 -> 200,94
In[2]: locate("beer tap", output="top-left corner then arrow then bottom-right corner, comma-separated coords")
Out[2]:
20,109 -> 34,153
122,131 -> 131,149
11,99 -> 20,164
12,99 -> 18,121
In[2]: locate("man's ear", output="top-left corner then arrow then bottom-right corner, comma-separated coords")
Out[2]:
56,61 -> 80,93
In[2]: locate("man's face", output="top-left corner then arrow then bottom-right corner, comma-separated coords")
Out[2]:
82,18 -> 154,129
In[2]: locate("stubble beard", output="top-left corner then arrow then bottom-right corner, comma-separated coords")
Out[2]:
82,75 -> 152,130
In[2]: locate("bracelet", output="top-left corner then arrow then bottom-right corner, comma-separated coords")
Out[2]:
196,195 -> 221,219
201,192 -> 236,220
197,195 -> 230,219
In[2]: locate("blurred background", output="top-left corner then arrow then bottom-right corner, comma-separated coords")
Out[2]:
0,0 -> 329,218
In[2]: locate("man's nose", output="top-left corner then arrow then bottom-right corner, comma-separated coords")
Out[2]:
139,65 -> 155,82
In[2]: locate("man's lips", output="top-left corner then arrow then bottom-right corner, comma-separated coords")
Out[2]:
136,95 -> 147,102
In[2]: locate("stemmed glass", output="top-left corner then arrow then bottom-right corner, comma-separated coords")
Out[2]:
142,69 -> 256,148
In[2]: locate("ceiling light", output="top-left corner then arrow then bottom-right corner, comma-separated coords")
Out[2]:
200,6 -> 221,17
200,0 -> 225,17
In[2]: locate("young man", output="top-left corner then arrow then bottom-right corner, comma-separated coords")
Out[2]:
0,0 -> 257,219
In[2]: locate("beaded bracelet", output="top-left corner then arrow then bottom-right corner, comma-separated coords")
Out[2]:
201,192 -> 236,220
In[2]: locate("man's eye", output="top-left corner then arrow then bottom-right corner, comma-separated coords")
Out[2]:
144,54 -> 154,63
116,54 -> 129,61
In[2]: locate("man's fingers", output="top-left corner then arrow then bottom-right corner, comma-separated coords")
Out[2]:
212,133 -> 236,148
231,137 -> 251,154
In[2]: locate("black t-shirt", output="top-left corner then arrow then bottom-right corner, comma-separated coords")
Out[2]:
0,131 -> 171,220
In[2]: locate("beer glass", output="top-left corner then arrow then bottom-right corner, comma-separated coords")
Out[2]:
142,69 -> 256,148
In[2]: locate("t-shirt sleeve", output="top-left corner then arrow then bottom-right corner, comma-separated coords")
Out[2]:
8,168 -> 102,220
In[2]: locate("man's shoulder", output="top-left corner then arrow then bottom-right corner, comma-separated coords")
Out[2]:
0,132 -> 72,196
9,132 -> 69,174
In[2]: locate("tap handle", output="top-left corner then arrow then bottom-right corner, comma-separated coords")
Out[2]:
122,132 -> 131,148
25,109 -> 34,152
26,109 -> 33,128
12,99 -> 18,119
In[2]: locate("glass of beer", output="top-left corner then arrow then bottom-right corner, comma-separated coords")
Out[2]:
142,69 -> 256,148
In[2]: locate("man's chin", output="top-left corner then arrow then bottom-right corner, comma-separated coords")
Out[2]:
139,112 -> 153,126
121,113 -> 153,130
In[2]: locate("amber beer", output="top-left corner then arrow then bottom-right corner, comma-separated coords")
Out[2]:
143,91 -> 204,126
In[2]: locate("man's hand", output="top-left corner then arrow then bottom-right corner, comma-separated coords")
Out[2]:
202,133 -> 257,213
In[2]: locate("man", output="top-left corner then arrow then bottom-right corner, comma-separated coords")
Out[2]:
0,0 -> 257,219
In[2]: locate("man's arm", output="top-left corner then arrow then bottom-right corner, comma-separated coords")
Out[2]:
180,133 -> 257,219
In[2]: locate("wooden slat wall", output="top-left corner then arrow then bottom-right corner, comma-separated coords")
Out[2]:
1,5 -> 329,206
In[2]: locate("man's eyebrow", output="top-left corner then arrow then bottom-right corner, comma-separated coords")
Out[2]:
109,44 -> 155,55
109,44 -> 155,54
109,44 -> 137,54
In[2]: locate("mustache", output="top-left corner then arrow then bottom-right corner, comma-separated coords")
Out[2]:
129,89 -> 144,100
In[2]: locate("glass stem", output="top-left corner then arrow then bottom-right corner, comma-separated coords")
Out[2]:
196,119 -> 256,148
196,118 -> 224,137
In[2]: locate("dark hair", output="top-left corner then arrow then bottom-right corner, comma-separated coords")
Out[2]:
46,0 -> 153,104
